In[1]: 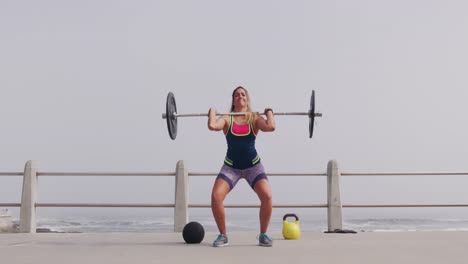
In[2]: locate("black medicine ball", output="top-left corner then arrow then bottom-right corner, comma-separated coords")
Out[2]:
182,221 -> 205,244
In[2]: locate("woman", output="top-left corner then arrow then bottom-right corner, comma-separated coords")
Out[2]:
207,86 -> 276,247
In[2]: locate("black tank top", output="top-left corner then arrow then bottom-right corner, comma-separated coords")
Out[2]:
224,115 -> 260,169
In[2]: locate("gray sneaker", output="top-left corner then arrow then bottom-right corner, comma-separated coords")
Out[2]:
213,234 -> 229,247
258,233 -> 273,247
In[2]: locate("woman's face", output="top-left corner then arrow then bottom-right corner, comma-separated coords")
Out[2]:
233,88 -> 249,109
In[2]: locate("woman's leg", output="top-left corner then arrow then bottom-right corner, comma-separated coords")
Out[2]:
211,178 -> 231,234
253,179 -> 272,233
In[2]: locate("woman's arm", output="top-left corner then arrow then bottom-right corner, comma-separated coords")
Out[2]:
255,108 -> 276,132
208,107 -> 227,131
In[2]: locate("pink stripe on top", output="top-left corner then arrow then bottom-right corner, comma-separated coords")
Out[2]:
231,122 -> 250,135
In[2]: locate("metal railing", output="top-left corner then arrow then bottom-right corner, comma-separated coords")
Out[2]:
0,172 -> 329,208
1,160 -> 468,233
340,172 -> 468,208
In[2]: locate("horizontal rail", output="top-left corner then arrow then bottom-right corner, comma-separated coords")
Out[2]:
342,204 -> 468,208
35,203 -> 175,208
188,204 -> 328,208
2,203 -> 326,208
0,172 -> 23,176
1,203 -> 327,208
4,172 -> 467,177
267,173 -> 326,176
342,172 -> 468,176
37,204 -> 468,208
188,172 -> 326,176
36,172 -> 175,176
3,203 -> 468,208
0,203 -> 21,207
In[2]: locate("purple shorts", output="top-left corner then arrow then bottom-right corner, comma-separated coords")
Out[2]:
216,163 -> 268,190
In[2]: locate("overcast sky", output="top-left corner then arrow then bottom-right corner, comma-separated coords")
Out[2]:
1,0 -> 468,218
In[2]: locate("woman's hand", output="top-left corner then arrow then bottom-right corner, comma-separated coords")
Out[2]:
208,107 -> 217,119
208,107 -> 226,131
264,108 -> 274,116
255,108 -> 276,132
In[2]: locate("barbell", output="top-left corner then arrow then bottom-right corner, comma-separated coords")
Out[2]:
162,90 -> 322,140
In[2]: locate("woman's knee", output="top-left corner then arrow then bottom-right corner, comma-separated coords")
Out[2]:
260,190 -> 272,203
211,190 -> 225,203
211,180 -> 230,203
255,180 -> 272,202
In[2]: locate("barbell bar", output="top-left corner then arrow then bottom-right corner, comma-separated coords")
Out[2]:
163,112 -> 322,118
162,90 -> 322,140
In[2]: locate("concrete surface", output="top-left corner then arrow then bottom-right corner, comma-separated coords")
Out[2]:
1,231 -> 467,264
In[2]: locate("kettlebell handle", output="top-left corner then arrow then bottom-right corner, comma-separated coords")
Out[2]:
283,213 -> 299,221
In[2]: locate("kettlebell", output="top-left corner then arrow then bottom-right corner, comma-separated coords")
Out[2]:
282,213 -> 301,240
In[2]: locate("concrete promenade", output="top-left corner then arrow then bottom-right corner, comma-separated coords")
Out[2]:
1,231 -> 467,264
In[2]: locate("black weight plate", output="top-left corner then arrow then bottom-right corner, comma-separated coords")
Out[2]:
309,90 -> 315,138
166,92 -> 178,140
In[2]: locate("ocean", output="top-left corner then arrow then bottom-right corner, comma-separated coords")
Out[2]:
6,208 -> 468,233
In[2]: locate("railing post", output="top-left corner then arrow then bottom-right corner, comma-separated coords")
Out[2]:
174,160 -> 188,232
20,160 -> 38,233
327,160 -> 342,232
